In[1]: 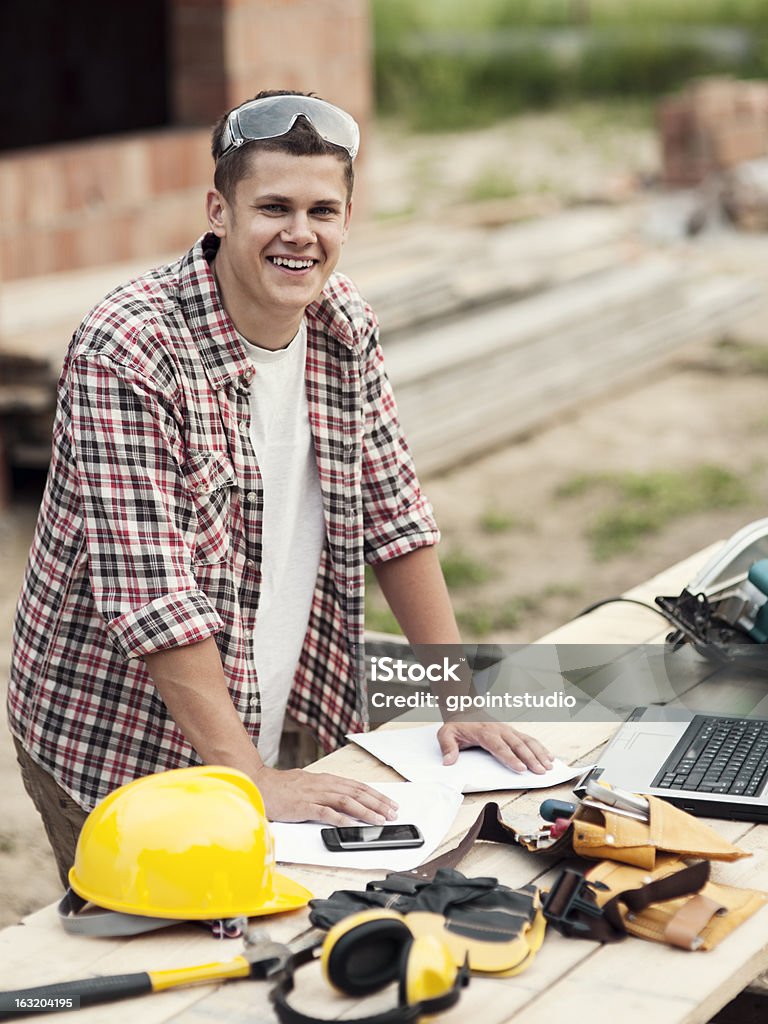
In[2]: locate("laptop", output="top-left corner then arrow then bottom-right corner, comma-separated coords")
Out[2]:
582,706 -> 768,822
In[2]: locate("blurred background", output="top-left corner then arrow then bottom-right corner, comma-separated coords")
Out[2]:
3,0 -> 768,921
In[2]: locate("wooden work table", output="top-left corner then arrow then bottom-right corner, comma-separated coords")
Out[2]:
2,544 -> 768,1024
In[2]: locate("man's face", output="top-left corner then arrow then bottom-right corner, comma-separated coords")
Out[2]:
207,150 -> 352,331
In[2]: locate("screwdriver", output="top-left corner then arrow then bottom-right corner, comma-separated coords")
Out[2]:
539,798 -> 577,822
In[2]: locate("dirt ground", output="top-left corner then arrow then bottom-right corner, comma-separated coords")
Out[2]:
419,312 -> 768,644
3,105 -> 768,928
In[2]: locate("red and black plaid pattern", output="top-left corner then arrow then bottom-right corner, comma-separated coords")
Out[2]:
8,234 -> 439,810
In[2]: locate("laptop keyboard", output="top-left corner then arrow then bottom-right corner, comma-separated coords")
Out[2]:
652,715 -> 768,797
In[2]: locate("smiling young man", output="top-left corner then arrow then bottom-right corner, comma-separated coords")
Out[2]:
8,91 -> 551,884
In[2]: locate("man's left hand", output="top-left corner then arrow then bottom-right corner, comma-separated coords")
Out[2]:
437,721 -> 553,774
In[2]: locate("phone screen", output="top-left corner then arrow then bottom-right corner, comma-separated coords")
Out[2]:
321,823 -> 424,850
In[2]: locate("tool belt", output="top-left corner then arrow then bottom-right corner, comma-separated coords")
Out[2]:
518,793 -> 749,868
395,796 -> 747,870
524,799 -> 766,950
575,854 -> 766,950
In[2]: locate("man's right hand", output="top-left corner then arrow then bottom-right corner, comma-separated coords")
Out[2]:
144,640 -> 398,825
253,765 -> 399,825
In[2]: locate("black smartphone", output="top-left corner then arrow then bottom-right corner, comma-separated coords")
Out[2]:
320,823 -> 425,851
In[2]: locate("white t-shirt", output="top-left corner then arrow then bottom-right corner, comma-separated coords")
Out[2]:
238,321 -> 326,766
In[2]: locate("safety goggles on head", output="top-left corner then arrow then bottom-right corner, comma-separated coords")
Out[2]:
218,95 -> 360,161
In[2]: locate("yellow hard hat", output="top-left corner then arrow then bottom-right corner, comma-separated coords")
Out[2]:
68,765 -> 311,920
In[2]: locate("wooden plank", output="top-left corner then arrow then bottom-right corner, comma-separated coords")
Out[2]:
511,903 -> 768,1024
387,270 -> 763,474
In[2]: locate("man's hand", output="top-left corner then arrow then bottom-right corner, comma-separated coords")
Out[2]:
145,640 -> 399,825
438,721 -> 553,774
254,765 -> 400,825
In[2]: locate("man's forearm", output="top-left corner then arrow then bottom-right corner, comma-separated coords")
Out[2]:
372,545 -> 473,714
372,546 -> 553,771
372,545 -> 461,644
144,636 -> 402,823
143,635 -> 265,777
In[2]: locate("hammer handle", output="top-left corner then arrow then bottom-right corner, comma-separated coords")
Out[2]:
0,972 -> 152,1018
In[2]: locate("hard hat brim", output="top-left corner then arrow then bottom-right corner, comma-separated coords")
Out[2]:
69,864 -> 312,920
249,869 -> 313,916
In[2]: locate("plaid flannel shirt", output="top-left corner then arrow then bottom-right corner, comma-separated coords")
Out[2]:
8,233 -> 439,810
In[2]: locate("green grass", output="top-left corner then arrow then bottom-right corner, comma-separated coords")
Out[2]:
557,465 -> 753,560
715,337 -> 768,374
0,834 -> 16,855
365,550 -> 496,632
458,597 -> 538,638
373,204 -> 418,222
564,97 -> 655,134
375,0 -> 768,32
365,605 -> 403,636
465,170 -> 523,203
373,0 -> 768,128
456,586 -> 583,639
541,582 -> 583,600
456,607 -> 496,637
440,549 -> 495,587
478,507 -> 524,534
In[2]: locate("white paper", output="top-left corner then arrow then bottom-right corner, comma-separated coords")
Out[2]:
347,724 -> 585,793
270,781 -> 463,870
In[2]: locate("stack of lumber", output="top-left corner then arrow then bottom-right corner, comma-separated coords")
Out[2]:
0,204 -> 764,493
383,251 -> 762,475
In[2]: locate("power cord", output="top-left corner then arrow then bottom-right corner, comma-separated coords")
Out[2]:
572,596 -> 672,623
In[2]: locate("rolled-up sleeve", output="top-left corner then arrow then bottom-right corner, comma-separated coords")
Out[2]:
69,353 -> 223,658
360,326 -> 441,564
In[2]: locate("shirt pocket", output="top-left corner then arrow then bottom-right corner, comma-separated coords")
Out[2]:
182,449 -> 237,565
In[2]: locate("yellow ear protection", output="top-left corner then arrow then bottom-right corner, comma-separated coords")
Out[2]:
270,909 -> 469,1024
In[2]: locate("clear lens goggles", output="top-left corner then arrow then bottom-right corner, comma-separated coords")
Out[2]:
219,95 -> 360,161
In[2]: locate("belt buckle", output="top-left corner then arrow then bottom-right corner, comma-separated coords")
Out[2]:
542,867 -> 606,937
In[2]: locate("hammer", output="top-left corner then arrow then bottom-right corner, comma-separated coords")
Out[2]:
0,929 -> 309,1019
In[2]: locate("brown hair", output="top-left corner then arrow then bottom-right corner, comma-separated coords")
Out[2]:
211,89 -> 355,201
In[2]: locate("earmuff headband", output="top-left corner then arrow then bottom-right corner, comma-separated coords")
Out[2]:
269,931 -> 468,1024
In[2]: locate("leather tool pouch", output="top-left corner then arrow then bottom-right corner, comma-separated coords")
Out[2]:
570,795 -> 749,868
589,855 -> 767,950
520,794 -> 749,868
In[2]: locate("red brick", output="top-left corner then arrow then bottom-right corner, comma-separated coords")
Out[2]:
174,72 -> 229,126
2,225 -> 67,279
659,76 -> 768,183
147,130 -> 211,194
0,157 -> 26,228
711,124 -> 768,167
51,137 -> 151,217
2,0 -> 373,281
172,14 -> 225,74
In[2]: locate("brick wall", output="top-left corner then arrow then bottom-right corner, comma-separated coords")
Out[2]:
659,76 -> 768,186
0,0 -> 372,281
0,130 -> 212,280
221,0 -> 371,134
